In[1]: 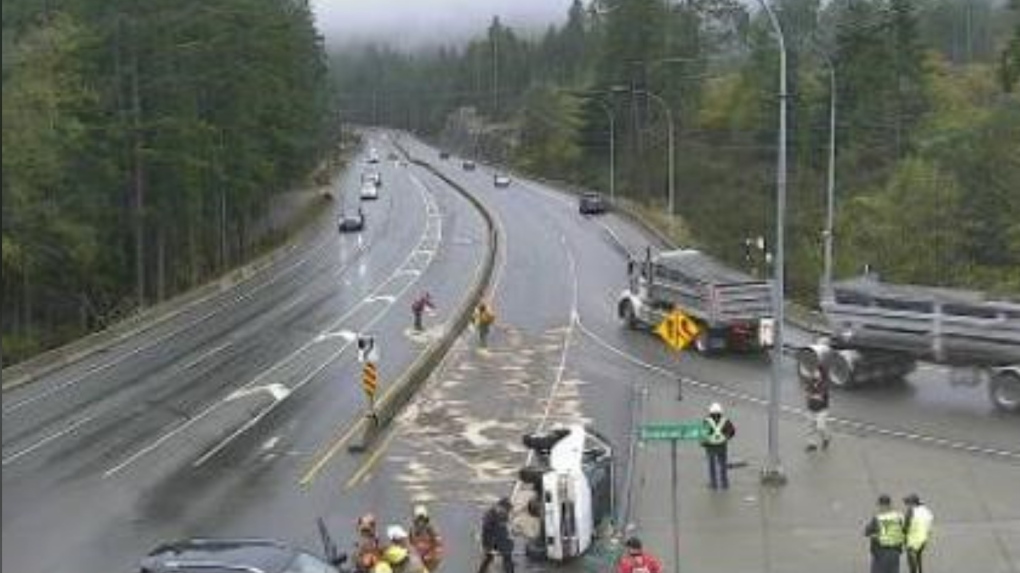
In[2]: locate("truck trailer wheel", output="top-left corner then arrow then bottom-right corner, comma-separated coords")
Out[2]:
826,351 -> 858,389
989,370 -> 1020,413
619,301 -> 639,329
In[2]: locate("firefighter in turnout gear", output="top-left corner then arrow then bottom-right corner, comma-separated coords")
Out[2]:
700,402 -> 736,490
473,302 -> 496,348
355,513 -> 382,573
864,494 -> 906,573
616,537 -> 662,573
384,525 -> 429,573
409,504 -> 444,571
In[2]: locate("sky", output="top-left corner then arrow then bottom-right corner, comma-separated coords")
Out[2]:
311,0 -> 575,51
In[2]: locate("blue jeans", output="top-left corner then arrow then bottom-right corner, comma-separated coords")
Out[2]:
705,446 -> 729,489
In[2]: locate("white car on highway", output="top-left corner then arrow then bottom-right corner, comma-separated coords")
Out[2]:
360,182 -> 379,200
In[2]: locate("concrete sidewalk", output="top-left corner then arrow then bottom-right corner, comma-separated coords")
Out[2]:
629,369 -> 1020,573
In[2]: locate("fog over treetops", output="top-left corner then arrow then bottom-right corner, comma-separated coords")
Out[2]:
312,0 -> 574,50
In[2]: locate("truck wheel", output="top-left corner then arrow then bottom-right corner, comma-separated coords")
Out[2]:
693,328 -> 717,356
519,465 -> 545,487
826,351 -> 857,389
989,370 -> 1020,413
619,301 -> 638,330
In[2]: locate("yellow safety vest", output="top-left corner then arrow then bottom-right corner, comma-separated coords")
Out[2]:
876,511 -> 905,548
906,506 -> 933,550
703,416 -> 729,446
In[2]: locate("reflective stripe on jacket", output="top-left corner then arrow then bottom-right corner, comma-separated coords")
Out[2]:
876,511 -> 905,548
703,416 -> 729,446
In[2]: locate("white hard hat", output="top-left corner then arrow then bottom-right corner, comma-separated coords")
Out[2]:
413,504 -> 428,518
708,402 -> 723,414
387,525 -> 409,541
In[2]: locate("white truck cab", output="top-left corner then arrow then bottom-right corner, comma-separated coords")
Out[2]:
517,425 -> 614,563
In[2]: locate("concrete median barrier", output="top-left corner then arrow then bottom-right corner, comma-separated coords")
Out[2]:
350,138 -> 499,451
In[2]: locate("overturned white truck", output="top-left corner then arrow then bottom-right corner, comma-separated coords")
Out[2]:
516,425 -> 614,562
797,276 -> 1020,413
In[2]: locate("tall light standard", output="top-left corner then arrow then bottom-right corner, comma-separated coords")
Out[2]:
756,0 -> 789,486
817,48 -> 837,297
643,90 -> 676,220
589,97 -> 617,205
612,86 -> 675,219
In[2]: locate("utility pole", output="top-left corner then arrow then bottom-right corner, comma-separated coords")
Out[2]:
757,0 -> 788,486
642,90 -> 675,221
820,50 -> 837,298
491,19 -> 500,117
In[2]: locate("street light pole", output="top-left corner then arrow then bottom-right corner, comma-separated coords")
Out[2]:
819,49 -> 837,297
642,90 -> 675,220
590,98 -> 617,204
757,0 -> 788,486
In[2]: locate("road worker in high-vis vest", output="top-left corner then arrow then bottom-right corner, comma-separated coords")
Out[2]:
864,494 -> 905,573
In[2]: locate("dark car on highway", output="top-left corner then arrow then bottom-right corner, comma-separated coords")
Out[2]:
579,192 -> 607,215
338,208 -> 365,233
439,150 -> 450,159
140,538 -> 345,573
462,159 -> 476,171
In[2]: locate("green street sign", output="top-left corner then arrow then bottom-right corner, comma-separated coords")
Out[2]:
640,422 -> 705,442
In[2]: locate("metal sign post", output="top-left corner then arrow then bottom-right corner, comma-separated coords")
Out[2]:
640,423 -> 706,573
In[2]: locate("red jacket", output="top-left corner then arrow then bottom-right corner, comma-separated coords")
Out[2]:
617,552 -> 663,573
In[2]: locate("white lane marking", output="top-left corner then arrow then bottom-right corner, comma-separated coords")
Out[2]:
262,436 -> 280,451
315,330 -> 358,344
366,295 -> 397,304
227,383 -> 291,402
572,314 -> 1020,462
178,341 -> 232,371
2,415 -> 97,466
511,234 -> 581,500
104,170 -> 443,477
4,226 -> 341,416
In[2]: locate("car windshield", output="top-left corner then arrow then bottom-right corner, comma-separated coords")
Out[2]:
285,552 -> 339,573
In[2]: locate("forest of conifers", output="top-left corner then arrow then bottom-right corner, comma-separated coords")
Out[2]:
334,0 -> 1020,301
2,0 -> 335,364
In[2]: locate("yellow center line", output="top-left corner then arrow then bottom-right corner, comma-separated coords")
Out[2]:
298,417 -> 367,487
344,426 -> 400,490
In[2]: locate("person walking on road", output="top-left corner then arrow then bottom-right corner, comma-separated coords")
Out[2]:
473,301 -> 496,348
903,494 -> 934,573
864,494 -> 906,573
700,402 -> 736,490
411,292 -> 435,332
409,504 -> 444,571
616,537 -> 662,573
477,497 -> 514,573
804,364 -> 832,451
384,525 -> 429,573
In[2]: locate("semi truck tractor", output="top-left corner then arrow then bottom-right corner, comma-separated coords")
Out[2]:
617,248 -> 775,353
797,276 -> 1020,413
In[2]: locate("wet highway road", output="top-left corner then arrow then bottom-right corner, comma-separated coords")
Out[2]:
345,134 -> 1018,573
2,130 -> 1016,573
1,133 -> 489,573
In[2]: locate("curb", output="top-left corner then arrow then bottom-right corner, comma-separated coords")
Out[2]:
2,195 -> 335,394
350,139 -> 500,450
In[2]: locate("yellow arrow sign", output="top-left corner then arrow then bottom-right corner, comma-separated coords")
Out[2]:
655,310 -> 701,351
